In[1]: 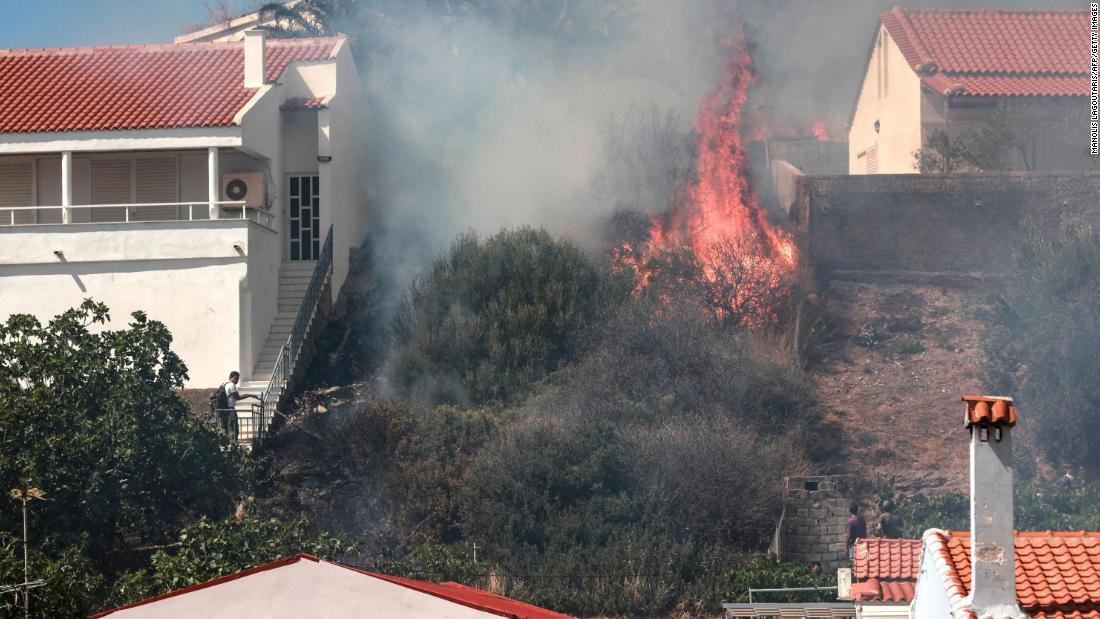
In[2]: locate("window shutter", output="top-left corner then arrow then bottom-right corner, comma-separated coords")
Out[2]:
135,158 -> 178,220
89,159 -> 131,222
865,145 -> 879,174
0,161 -> 33,225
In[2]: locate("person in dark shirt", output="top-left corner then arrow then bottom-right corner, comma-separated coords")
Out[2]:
845,502 -> 867,561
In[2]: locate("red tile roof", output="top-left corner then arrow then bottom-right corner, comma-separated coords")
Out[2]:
963,395 -> 1017,428
855,537 -> 922,580
880,8 -> 1088,97
367,572 -> 574,619
92,554 -> 574,619
0,36 -> 342,134
851,578 -> 917,603
852,538 -> 921,603
924,530 -> 1100,619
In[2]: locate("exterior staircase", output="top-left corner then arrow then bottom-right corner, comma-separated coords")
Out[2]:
233,226 -> 333,445
241,261 -> 316,392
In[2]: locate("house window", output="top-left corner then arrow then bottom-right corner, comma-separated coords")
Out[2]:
135,158 -> 179,220
0,161 -> 33,225
89,159 -> 132,222
87,156 -> 179,222
865,145 -> 879,174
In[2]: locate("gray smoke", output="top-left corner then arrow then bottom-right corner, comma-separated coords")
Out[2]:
354,0 -> 1081,283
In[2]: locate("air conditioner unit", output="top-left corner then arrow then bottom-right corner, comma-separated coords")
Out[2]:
221,172 -> 267,209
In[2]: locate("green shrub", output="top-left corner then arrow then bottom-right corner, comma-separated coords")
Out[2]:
0,535 -> 105,618
981,218 -> 1100,472
885,481 -> 1100,538
389,227 -> 628,406
108,515 -> 354,608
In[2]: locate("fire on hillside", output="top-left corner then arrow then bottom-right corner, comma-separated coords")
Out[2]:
615,39 -> 799,327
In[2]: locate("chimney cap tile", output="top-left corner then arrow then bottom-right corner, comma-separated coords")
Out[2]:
963,395 -> 1017,428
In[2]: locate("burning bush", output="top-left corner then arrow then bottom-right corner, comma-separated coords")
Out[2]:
608,37 -> 799,328
388,227 -> 629,406
624,240 -> 797,328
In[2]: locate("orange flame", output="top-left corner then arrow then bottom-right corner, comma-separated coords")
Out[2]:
620,39 -> 797,326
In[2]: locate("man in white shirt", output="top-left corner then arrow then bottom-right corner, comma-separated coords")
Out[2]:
221,371 -> 259,439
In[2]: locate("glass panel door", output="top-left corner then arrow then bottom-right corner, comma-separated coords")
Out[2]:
288,174 -> 320,261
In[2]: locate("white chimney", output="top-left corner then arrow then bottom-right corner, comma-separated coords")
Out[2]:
963,395 -> 1024,619
243,29 -> 267,88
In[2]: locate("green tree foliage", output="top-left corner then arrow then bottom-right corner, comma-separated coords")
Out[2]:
0,301 -> 247,568
108,515 -> 354,606
913,101 -> 1090,173
981,218 -> 1100,472
389,227 -> 627,406
0,534 -> 104,618
885,481 -> 1100,539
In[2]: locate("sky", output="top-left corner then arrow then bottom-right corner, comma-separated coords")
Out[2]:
0,1 -> 244,49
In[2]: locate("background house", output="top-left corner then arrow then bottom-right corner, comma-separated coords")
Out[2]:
0,29 -> 367,394
848,8 -> 1089,174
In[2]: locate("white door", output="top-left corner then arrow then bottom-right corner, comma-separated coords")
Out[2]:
288,174 -> 320,261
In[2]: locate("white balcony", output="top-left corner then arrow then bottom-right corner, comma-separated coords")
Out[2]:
0,201 -> 274,230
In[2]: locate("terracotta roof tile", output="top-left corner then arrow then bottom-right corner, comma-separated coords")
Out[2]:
924,530 -> 1100,619
881,581 -> 916,603
855,538 -> 923,580
963,395 -> 1017,427
880,8 -> 1088,97
853,538 -> 921,603
0,36 -> 342,134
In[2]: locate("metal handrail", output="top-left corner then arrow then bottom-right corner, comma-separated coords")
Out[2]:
244,225 -> 333,443
0,201 -> 274,228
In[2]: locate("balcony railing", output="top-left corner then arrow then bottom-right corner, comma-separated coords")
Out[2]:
0,201 -> 274,229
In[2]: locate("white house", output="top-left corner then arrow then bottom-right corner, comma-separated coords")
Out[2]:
849,8 -> 1088,174
91,553 -> 574,618
0,28 -> 367,405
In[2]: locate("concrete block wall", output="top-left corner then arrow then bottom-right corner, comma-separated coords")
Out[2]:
790,172 -> 1100,277
780,475 -> 854,570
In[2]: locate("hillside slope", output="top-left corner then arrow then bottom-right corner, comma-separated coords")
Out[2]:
807,277 -> 996,492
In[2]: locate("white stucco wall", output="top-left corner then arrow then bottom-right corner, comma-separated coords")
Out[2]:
0,220 -> 274,387
243,222 -> 280,379
911,544 -> 951,619
325,45 -> 368,296
849,25 -> 924,174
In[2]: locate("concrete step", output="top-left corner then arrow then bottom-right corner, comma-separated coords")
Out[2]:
279,277 -> 313,287
281,261 -> 317,271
